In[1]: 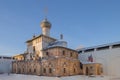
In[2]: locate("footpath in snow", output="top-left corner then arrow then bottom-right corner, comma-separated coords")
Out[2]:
0,73 -> 113,80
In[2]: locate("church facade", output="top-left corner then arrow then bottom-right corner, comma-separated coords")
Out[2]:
12,18 -> 82,76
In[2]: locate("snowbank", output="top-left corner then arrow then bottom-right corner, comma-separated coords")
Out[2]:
0,74 -> 110,80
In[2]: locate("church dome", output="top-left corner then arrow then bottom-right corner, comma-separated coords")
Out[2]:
40,18 -> 51,28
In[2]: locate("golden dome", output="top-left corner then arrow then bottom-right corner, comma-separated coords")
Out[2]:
40,18 -> 51,28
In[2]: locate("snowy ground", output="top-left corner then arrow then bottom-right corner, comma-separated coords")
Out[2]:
0,74 -> 112,80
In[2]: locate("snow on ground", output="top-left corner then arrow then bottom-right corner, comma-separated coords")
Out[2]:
0,74 -> 111,80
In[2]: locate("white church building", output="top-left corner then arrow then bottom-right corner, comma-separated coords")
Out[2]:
77,41 -> 120,77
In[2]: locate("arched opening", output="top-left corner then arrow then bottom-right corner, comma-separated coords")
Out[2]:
18,68 -> 21,73
49,68 -> 52,73
63,51 -> 65,55
86,67 -> 89,75
80,62 -> 83,69
74,68 -> 76,73
23,68 -> 24,73
34,69 -> 36,73
46,52 -> 49,56
29,69 -> 31,73
33,46 -> 35,52
70,52 -> 72,57
100,67 -> 103,74
43,68 -> 46,73
63,68 -> 66,73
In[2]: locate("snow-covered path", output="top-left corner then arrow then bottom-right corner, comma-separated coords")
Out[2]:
0,74 -> 111,80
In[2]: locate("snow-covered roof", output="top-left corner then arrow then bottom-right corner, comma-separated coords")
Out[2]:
77,41 -> 120,51
47,40 -> 67,48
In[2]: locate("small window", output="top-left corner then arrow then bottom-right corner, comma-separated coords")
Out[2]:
33,46 -> 35,52
80,62 -> 83,69
29,69 -> 31,72
70,52 -> 72,57
63,62 -> 66,66
63,68 -> 66,73
49,68 -> 52,73
43,68 -> 46,73
34,69 -> 36,73
74,68 -> 76,73
23,68 -> 24,72
46,52 -> 49,56
100,67 -> 103,73
63,51 -> 65,55
90,66 -> 93,69
18,68 -> 21,73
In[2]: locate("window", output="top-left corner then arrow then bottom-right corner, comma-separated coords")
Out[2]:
90,66 -> 93,69
49,68 -> 52,73
43,68 -> 46,73
23,68 -> 24,72
63,68 -> 66,73
33,46 -> 35,52
34,69 -> 36,73
70,52 -> 72,57
74,68 -> 76,73
29,69 -> 31,73
18,68 -> 21,73
86,67 -> 89,75
63,51 -> 65,55
63,62 -> 66,66
80,62 -> 83,69
100,67 -> 103,73
46,52 -> 49,56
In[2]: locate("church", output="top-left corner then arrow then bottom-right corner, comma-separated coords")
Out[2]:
12,18 -> 82,76
12,18 -> 103,76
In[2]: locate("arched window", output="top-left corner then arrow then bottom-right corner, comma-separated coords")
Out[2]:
63,68 -> 66,73
43,68 -> 46,73
23,68 -> 24,72
29,69 -> 31,73
33,46 -> 35,52
46,52 -> 49,56
74,68 -> 76,73
63,51 -> 65,55
80,62 -> 83,69
86,67 -> 89,75
63,62 -> 66,65
101,67 -> 103,73
70,52 -> 72,57
34,69 -> 36,73
49,68 -> 52,73
18,68 -> 21,73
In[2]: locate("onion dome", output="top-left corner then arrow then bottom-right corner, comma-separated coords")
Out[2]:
40,18 -> 51,29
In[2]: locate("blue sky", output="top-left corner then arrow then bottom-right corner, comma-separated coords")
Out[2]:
0,0 -> 120,56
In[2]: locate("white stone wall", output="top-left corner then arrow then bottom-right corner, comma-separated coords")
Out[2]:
0,57 -> 13,73
78,46 -> 120,77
